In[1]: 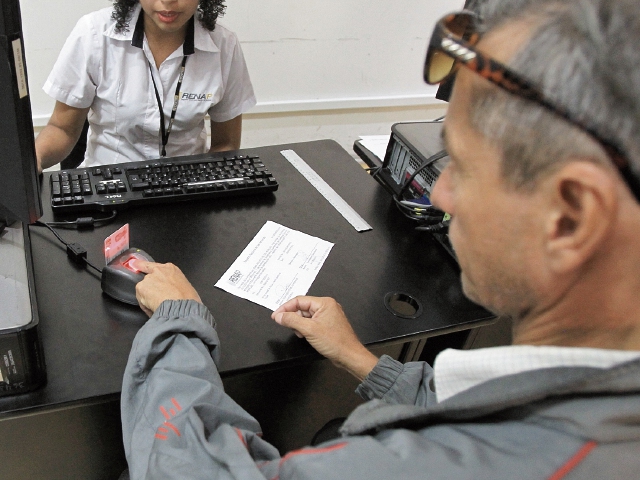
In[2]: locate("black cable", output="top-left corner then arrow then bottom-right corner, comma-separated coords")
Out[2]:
415,218 -> 451,233
33,221 -> 103,274
397,148 -> 448,199
35,220 -> 68,245
391,148 -> 448,226
392,196 -> 443,218
365,165 -> 385,182
82,258 -> 103,275
45,210 -> 118,230
433,115 -> 446,122
386,146 -> 450,231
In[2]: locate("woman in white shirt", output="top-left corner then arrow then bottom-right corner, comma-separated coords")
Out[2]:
36,0 -> 256,171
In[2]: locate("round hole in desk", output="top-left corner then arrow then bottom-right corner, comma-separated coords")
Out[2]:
384,292 -> 423,319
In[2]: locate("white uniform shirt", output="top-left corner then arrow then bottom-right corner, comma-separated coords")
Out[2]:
43,5 -> 256,168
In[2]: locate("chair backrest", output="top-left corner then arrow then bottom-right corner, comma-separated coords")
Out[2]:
60,120 -> 89,170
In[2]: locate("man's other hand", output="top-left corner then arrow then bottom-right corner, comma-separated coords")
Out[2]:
134,261 -> 202,317
272,296 -> 378,381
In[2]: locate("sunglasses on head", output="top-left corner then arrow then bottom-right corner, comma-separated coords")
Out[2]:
424,11 -> 640,203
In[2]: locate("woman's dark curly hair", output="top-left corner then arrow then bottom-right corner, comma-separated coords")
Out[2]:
112,0 -> 226,33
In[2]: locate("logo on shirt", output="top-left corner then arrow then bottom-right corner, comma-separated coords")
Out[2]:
181,92 -> 214,101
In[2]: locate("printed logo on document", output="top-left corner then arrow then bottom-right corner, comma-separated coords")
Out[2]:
228,270 -> 243,285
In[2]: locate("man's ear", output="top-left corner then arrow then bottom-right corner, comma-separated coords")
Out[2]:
544,161 -> 617,273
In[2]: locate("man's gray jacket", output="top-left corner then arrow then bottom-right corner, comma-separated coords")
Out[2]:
121,300 -> 640,479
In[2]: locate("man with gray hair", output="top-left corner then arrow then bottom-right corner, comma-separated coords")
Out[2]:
121,0 -> 640,478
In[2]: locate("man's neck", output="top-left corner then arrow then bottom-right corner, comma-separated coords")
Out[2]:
512,262 -> 640,350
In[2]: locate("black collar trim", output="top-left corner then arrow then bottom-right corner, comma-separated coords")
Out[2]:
131,10 -> 195,56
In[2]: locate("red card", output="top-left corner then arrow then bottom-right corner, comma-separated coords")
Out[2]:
104,223 -> 130,264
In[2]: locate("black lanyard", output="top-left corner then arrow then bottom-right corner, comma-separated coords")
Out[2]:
148,55 -> 188,157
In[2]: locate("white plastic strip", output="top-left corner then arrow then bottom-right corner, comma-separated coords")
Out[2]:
281,149 -> 372,232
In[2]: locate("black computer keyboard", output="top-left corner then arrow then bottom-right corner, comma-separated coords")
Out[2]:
49,152 -> 278,213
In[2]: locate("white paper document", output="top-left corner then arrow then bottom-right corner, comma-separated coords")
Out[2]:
359,134 -> 391,161
215,221 -> 334,311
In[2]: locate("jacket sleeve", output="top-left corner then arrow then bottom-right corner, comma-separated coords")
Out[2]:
121,299 -> 280,479
121,300 -> 442,480
355,355 -> 438,407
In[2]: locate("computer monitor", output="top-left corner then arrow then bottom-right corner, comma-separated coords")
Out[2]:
0,0 -> 46,397
0,0 -> 42,231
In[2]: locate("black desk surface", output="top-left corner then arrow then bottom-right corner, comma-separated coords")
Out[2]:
0,140 -> 491,415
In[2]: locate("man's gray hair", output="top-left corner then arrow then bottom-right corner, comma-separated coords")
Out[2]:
466,0 -> 640,190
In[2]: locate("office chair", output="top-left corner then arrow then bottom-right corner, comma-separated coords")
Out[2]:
60,119 -> 89,170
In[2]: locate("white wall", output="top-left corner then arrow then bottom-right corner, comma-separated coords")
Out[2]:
21,0 -> 456,156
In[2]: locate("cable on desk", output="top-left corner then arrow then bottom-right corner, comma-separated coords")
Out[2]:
44,210 -> 118,230
415,217 -> 451,233
392,148 -> 448,228
33,221 -> 103,275
397,149 -> 448,200
433,115 -> 446,122
365,165 -> 384,181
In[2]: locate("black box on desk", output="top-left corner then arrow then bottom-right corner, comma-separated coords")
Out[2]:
372,121 -> 455,259
378,121 -> 448,198
0,223 -> 46,397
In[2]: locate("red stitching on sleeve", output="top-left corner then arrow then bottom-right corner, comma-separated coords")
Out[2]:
234,427 -> 248,449
548,441 -> 597,480
269,442 -> 349,480
160,405 -> 171,420
280,442 -> 348,465
163,421 -> 181,437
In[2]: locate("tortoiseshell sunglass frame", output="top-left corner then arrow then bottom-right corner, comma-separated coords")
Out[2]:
424,11 -> 640,203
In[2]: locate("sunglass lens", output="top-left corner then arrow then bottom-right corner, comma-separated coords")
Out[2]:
428,50 -> 456,84
425,12 -> 476,84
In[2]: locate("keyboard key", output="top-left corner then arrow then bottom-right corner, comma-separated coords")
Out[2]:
131,181 -> 150,191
